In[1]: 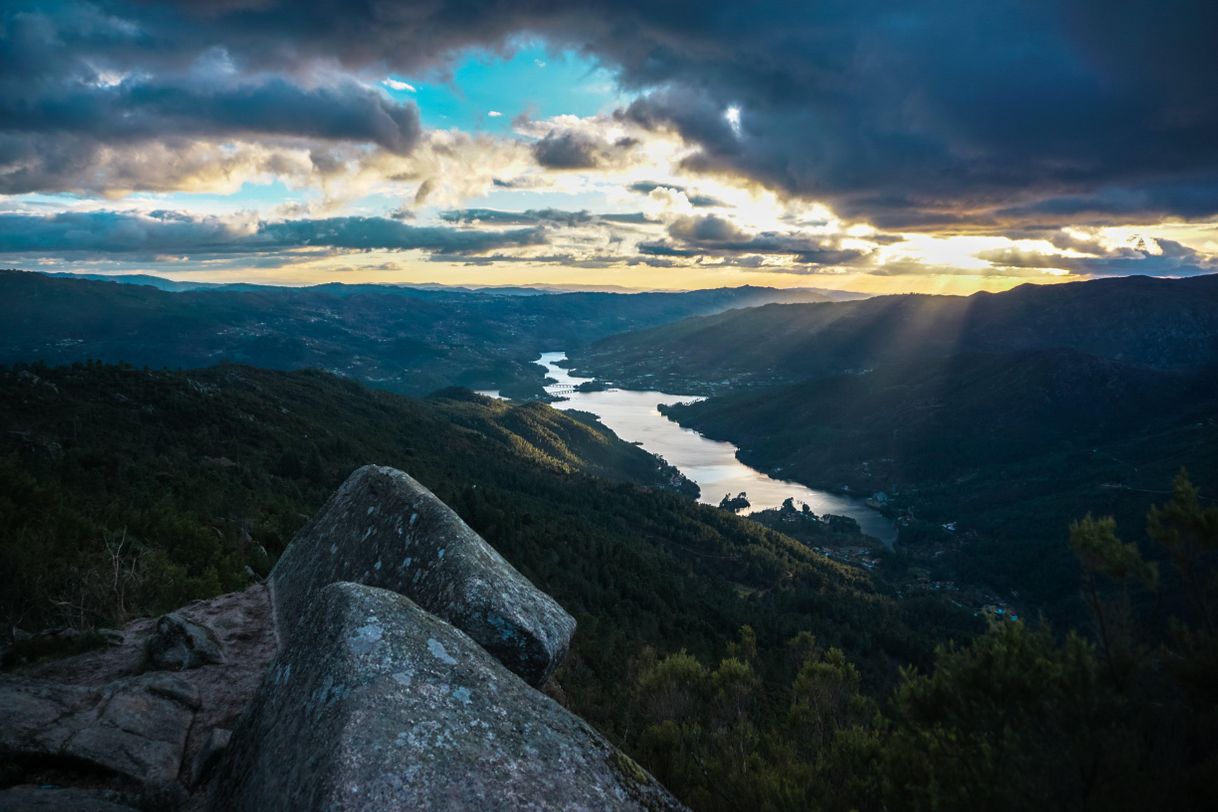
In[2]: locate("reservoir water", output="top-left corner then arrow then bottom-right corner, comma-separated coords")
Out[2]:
536,352 -> 897,546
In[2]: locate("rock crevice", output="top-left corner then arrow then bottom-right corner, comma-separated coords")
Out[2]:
210,582 -> 681,811
270,465 -> 576,687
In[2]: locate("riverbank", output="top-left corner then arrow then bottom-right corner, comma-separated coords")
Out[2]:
535,352 -> 898,547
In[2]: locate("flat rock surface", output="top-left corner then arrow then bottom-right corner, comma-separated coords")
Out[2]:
270,465 -> 576,686
0,671 -> 197,787
210,582 -> 683,811
11,584 -> 276,798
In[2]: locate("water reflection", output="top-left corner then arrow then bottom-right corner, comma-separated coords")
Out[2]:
536,352 -> 896,546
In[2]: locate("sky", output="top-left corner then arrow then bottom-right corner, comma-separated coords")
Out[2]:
1,1 -> 1217,293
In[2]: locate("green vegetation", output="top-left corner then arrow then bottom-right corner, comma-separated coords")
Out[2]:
0,362 -> 699,632
0,362 -> 973,771
1,362 -> 1215,808
661,349 -> 1218,623
626,473 -> 1218,810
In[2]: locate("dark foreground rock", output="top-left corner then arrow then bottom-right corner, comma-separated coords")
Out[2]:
188,728 -> 232,788
5,585 -> 277,807
270,465 -> 576,686
0,671 -> 197,791
210,582 -> 683,811
0,785 -> 139,811
145,612 -> 225,671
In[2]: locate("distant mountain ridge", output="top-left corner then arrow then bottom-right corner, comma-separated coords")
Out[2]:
573,274 -> 1218,392
41,270 -> 868,300
0,269 -> 843,397
664,347 -> 1217,488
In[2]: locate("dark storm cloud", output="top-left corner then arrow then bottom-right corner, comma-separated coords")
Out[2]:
992,178 -> 1218,226
606,1 -> 1218,227
660,215 -> 871,265
0,1 -> 420,191
530,130 -> 637,170
637,242 -> 698,258
0,211 -> 545,258
1,76 -> 419,153
4,1 -> 1218,225
668,215 -> 744,244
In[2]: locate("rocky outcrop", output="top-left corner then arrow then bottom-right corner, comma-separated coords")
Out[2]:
3,585 -> 277,806
145,612 -> 225,671
269,465 -> 576,686
209,582 -> 682,811
0,671 -> 198,793
188,728 -> 232,787
2,468 -> 682,810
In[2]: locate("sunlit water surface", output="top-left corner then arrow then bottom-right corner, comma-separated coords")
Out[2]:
536,352 -> 896,546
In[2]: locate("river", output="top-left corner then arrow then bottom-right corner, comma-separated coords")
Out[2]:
535,352 -> 897,546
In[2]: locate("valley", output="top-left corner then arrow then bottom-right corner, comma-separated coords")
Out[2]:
2,271 -> 1216,810
0,270 -> 833,399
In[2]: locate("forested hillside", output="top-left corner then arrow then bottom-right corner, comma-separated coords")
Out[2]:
665,349 -> 1218,621
0,363 -> 975,781
3,362 -> 1215,809
568,275 -> 1218,625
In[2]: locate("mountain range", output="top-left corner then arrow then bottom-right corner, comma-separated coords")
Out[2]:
0,270 -> 838,397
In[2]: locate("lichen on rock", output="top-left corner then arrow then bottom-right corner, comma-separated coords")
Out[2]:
269,465 -> 576,686
209,582 -> 683,811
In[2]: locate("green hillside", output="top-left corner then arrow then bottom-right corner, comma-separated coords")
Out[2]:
665,349 -> 1218,621
0,361 -> 970,732
2,363 -> 1216,809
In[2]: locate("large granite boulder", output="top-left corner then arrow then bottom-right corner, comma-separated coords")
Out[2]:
0,671 -> 198,792
209,582 -> 683,811
269,465 -> 575,686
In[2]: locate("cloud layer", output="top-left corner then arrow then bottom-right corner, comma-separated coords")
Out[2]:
0,211 -> 544,259
5,1 -> 1216,224
1,1 -> 1216,286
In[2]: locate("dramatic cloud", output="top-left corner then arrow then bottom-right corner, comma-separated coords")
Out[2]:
440,209 -> 648,227
0,135 -> 318,196
628,182 -> 721,207
2,77 -> 419,153
2,0 -> 1216,286
658,215 -> 871,266
978,237 -> 1218,278
0,3 -> 423,194
531,129 -> 638,170
0,211 -> 545,258
7,1 -> 1217,224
